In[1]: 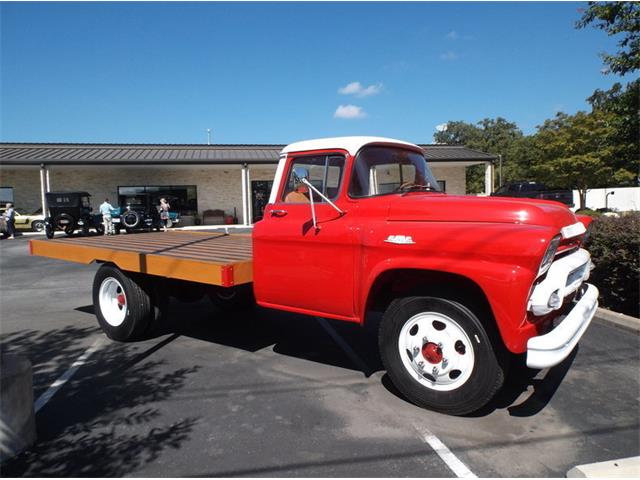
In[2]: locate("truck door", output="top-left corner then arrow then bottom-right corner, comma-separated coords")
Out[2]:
253,153 -> 356,320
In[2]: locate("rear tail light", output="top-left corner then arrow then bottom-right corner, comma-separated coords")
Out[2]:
538,234 -> 561,276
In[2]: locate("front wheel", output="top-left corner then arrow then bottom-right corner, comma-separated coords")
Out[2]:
31,220 -> 45,232
45,223 -> 54,239
379,296 -> 505,416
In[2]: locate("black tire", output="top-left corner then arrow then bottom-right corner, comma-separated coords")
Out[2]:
31,220 -> 45,232
114,225 -> 121,235
208,284 -> 255,311
122,211 -> 140,229
379,296 -> 505,416
95,223 -> 105,235
45,223 -> 54,239
93,264 -> 157,341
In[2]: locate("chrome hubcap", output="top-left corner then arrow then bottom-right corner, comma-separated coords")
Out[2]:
99,277 -> 127,326
398,312 -> 475,391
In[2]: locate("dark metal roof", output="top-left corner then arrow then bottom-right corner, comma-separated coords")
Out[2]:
0,143 -> 496,165
418,145 -> 497,161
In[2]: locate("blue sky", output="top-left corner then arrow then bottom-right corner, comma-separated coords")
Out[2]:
0,1 -> 631,144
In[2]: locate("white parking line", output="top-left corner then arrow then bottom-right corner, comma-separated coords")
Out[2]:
34,337 -> 106,413
415,425 -> 477,478
314,316 -> 477,478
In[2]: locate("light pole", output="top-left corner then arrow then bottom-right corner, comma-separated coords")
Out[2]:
207,129 -> 211,145
605,190 -> 615,210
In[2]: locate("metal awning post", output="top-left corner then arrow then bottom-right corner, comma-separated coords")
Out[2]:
39,164 -> 49,216
484,161 -> 494,195
241,163 -> 249,226
246,165 -> 252,225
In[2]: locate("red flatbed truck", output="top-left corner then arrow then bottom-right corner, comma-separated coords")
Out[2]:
30,136 -> 599,415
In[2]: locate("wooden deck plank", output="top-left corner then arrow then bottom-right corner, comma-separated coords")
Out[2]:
29,231 -> 253,286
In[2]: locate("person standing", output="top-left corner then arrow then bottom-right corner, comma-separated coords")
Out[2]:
3,203 -> 16,239
99,198 -> 115,235
159,198 -> 171,232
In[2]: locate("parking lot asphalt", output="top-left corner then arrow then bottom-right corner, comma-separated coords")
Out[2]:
1,234 -> 639,477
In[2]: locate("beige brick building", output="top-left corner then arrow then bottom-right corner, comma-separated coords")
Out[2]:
0,143 -> 495,225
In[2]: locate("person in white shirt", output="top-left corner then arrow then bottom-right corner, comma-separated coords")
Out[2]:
99,198 -> 115,235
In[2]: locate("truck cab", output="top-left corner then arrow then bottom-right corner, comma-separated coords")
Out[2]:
253,136 -> 598,414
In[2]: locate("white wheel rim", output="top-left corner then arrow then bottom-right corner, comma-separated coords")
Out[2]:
398,311 -> 475,392
99,277 -> 128,326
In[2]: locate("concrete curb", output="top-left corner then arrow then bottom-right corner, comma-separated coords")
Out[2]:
0,354 -> 36,463
567,456 -> 640,477
593,307 -> 640,335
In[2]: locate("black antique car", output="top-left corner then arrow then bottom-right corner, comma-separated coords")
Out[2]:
44,192 -> 104,239
116,193 -> 179,233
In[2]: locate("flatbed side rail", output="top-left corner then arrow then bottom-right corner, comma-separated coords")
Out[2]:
29,232 -> 253,287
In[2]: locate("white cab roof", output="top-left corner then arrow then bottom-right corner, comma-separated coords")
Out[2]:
281,136 -> 420,156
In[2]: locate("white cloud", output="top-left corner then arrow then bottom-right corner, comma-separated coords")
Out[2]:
446,30 -> 459,40
334,104 -> 367,119
435,123 -> 448,132
440,51 -> 458,61
338,81 -> 383,97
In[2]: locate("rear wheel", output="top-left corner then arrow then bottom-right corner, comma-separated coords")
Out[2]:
93,264 -> 159,341
379,296 -> 505,415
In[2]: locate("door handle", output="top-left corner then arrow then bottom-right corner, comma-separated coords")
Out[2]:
271,209 -> 288,217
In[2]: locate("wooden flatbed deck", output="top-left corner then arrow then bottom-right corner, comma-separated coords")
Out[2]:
29,231 -> 253,287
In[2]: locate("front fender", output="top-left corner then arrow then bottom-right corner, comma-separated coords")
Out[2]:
358,222 -> 556,353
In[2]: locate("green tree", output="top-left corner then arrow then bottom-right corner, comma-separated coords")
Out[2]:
587,78 -> 640,179
434,118 -> 526,193
576,1 -> 640,75
532,110 -> 635,209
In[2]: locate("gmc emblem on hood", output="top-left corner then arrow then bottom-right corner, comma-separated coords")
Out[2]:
384,235 -> 416,245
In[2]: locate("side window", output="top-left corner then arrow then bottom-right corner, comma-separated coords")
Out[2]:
281,155 -> 345,203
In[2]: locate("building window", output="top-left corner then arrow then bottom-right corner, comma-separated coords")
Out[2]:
117,185 -> 197,215
0,187 -> 14,206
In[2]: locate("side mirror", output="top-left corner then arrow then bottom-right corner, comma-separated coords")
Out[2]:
293,167 -> 310,184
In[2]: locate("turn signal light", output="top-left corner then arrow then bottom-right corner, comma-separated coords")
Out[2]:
548,290 -> 562,309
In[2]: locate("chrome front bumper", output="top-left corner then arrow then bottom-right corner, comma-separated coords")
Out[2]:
526,283 -> 599,369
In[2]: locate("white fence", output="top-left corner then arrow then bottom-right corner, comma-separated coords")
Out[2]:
572,187 -> 640,212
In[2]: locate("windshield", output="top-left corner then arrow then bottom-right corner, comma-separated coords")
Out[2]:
349,146 -> 441,197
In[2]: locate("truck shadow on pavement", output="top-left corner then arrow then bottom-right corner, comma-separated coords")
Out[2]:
0,327 -> 200,477
147,298 -> 570,418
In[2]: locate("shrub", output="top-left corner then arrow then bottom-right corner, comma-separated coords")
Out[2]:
575,208 -> 602,217
586,212 -> 640,317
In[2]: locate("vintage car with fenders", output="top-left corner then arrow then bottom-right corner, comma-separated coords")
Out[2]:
115,193 -> 180,233
29,137 -> 598,415
43,191 -> 104,238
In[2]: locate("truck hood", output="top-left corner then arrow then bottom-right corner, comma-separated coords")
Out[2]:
388,194 -> 577,229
